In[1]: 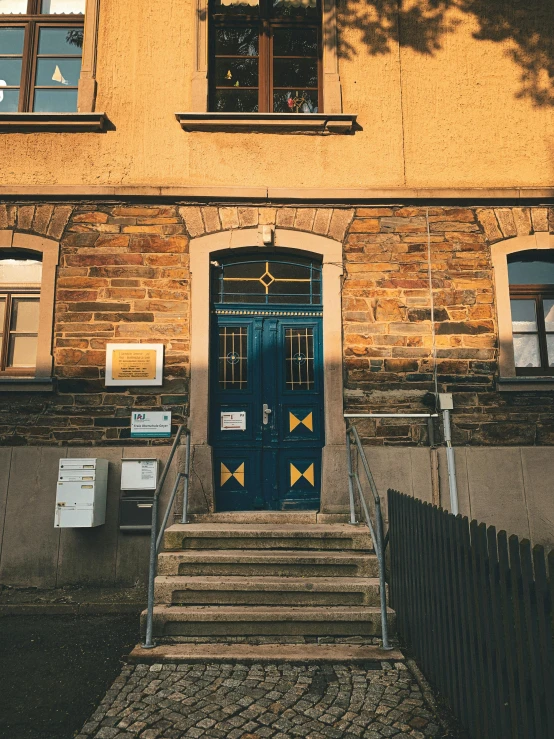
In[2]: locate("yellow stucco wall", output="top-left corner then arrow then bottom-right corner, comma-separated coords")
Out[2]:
1,0 -> 553,189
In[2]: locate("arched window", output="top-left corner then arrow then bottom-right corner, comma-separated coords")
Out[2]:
508,250 -> 554,375
0,253 -> 42,374
212,254 -> 322,304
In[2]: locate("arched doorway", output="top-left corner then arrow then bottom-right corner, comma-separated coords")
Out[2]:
210,252 -> 324,511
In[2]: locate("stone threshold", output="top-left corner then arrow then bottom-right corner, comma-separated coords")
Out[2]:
128,643 -> 404,664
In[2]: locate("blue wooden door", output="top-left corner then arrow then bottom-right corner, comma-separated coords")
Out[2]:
209,255 -> 324,511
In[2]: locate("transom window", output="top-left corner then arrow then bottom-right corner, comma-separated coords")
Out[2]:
209,0 -> 321,113
213,256 -> 322,304
508,250 -> 554,375
0,255 -> 42,374
0,0 -> 85,113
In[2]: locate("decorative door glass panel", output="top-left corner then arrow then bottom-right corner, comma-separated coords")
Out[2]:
285,327 -> 314,390
213,257 -> 321,305
219,326 -> 248,389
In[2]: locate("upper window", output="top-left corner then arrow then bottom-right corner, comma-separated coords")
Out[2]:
0,255 -> 42,375
209,0 -> 321,113
508,250 -> 554,376
212,256 -> 322,304
0,0 -> 85,113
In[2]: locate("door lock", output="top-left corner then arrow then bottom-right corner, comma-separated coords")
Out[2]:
263,404 -> 272,425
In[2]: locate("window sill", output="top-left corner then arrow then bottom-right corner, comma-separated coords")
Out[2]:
0,113 -> 107,133
498,376 -> 554,391
0,377 -> 54,392
175,112 -> 357,134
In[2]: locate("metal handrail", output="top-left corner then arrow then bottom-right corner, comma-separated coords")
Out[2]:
346,423 -> 392,650
143,424 -> 191,649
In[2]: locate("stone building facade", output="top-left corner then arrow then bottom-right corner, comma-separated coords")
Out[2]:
1,0 -> 553,587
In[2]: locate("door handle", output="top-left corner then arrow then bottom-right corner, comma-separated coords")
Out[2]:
263,404 -> 272,425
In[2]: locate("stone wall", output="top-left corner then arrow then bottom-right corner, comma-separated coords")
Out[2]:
1,200 -> 554,447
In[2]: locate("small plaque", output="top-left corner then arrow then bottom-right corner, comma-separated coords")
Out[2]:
221,412 -> 246,431
121,459 -> 159,491
105,343 -> 164,386
131,411 -> 172,439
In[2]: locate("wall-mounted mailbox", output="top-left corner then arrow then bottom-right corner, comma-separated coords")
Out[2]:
55,458 -> 108,528
120,459 -> 158,491
119,496 -> 154,532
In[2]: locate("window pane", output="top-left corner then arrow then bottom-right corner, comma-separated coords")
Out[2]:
273,58 -> 317,87
214,58 -> 258,87
508,251 -> 554,285
0,259 -> 42,284
38,27 -> 83,54
8,335 -> 37,367
41,0 -> 85,13
219,326 -> 248,389
513,334 -> 540,368
0,27 -> 25,53
0,88 -> 19,111
215,27 -> 258,56
273,89 -> 317,113
285,328 -> 314,390
33,87 -> 78,111
0,298 -> 5,336
544,299 -> 554,331
213,0 -> 260,16
511,299 -> 537,332
547,335 -> 554,367
272,0 -> 318,18
273,28 -> 317,56
36,57 -> 81,86
0,0 -> 27,13
0,58 -> 22,86
213,88 -> 258,112
10,298 -> 40,332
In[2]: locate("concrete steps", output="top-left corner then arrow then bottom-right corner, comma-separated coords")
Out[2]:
163,523 -> 374,551
144,605 -> 395,637
157,549 -> 379,578
155,575 -> 383,606
143,520 -> 394,645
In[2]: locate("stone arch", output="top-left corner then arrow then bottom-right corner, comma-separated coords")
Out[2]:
187,226 -> 348,515
491,232 -> 554,379
0,230 -> 60,377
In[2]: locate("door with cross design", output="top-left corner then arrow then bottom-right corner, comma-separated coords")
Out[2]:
210,311 -> 324,511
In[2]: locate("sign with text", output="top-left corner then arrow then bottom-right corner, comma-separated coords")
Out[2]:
221,411 -> 246,431
105,343 -> 164,386
131,412 -> 172,439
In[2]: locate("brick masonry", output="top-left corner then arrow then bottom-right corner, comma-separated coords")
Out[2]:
0,201 -> 553,447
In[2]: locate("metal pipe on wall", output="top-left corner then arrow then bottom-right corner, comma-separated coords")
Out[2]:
442,408 -> 459,516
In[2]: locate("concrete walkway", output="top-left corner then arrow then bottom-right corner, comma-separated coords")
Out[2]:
76,660 -> 458,739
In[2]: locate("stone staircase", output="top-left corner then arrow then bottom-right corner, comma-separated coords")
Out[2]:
141,513 -> 395,644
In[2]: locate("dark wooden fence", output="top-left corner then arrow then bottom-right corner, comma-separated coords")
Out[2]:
388,489 -> 554,739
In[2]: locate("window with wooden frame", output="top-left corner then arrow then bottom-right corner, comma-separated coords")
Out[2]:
209,0 -> 322,113
508,250 -> 554,376
0,0 -> 85,113
0,254 -> 42,375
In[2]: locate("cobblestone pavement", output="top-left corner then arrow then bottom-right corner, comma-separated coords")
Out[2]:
76,661 -> 454,739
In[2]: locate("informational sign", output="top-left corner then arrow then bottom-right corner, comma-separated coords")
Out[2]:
221,411 -> 246,431
120,459 -> 159,491
131,412 -> 172,439
105,344 -> 164,386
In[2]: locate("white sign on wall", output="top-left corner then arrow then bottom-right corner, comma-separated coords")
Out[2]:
221,412 -> 246,431
120,459 -> 159,491
105,343 -> 164,386
131,412 -> 172,438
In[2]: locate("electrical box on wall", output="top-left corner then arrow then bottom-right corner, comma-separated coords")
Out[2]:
55,459 -> 109,528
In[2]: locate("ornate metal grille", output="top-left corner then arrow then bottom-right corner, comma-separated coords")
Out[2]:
219,325 -> 248,388
285,327 -> 314,390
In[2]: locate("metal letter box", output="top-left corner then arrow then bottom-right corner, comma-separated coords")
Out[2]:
55,458 -> 109,528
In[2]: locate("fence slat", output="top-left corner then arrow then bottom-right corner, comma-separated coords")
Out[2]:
387,490 -> 553,739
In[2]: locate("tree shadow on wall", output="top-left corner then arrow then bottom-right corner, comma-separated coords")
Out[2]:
336,0 -> 554,107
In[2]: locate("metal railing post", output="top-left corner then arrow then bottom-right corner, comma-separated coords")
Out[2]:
181,430 -> 191,524
345,430 -> 357,525
142,424 -> 185,650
